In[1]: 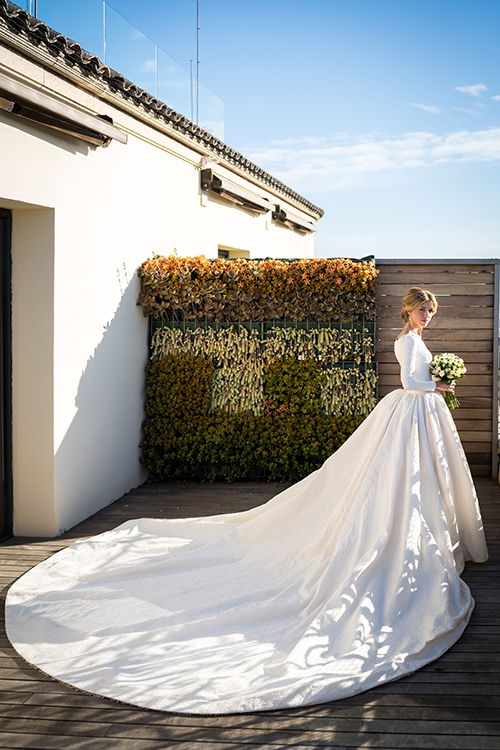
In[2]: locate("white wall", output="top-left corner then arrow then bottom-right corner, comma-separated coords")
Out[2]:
0,47 -> 319,536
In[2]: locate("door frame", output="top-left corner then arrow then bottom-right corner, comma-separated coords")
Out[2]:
0,208 -> 13,541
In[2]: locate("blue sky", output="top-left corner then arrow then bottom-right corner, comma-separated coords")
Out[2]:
28,0 -> 500,259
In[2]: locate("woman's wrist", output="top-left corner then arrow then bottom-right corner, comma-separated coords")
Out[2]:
435,379 -> 455,393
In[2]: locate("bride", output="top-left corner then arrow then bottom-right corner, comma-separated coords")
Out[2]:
5,286 -> 488,715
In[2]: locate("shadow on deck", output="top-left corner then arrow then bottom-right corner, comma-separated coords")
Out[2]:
0,479 -> 499,749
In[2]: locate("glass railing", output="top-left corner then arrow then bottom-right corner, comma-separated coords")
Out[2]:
17,0 -> 224,140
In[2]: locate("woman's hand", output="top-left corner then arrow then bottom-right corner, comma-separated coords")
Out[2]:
435,378 -> 456,393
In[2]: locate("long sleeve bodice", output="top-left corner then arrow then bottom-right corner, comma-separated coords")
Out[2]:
394,331 -> 437,392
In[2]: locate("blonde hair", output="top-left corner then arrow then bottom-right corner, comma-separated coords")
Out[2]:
400,287 -> 438,322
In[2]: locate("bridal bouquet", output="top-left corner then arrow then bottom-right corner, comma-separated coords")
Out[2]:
429,352 -> 467,410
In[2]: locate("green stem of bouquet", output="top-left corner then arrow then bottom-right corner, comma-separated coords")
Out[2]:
440,378 -> 461,410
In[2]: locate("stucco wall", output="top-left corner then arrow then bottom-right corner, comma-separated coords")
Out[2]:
0,45 -> 319,536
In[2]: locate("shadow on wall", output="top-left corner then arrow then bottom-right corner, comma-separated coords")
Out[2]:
0,109 -> 97,158
54,272 -> 149,533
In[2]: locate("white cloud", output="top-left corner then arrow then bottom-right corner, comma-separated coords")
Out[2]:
409,103 -> 440,114
240,128 -> 500,193
454,83 -> 487,97
199,119 -> 225,140
136,59 -> 156,74
492,95 -> 500,101
452,106 -> 481,116
130,29 -> 148,41
158,76 -> 189,91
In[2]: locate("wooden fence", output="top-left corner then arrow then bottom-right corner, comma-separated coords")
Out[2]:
375,260 -> 500,479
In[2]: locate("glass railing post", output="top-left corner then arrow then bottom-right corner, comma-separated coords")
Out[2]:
22,0 -> 224,139
154,44 -> 158,99
103,0 -> 107,65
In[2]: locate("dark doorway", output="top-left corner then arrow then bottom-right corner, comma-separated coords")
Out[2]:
0,209 -> 12,540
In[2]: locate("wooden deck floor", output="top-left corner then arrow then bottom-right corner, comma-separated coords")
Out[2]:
1,479 -> 499,750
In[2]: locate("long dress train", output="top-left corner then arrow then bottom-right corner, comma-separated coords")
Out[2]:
5,330 -> 488,714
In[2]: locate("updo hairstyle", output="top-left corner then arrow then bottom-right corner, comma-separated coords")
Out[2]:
400,287 -> 438,322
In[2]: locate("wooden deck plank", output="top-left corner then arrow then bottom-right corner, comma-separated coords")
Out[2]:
0,717 -> 109,738
0,733 -> 212,750
2,701 -> 500,736
16,690 -> 500,711
3,700 -> 500,727
92,725 -> 500,749
0,479 -> 499,749
1,698 -> 500,724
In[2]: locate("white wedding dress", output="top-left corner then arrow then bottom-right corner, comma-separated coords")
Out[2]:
5,330 -> 488,714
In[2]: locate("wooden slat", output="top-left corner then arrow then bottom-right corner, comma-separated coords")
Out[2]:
378,363 -> 493,375
377,318 -> 494,330
377,331 -> 493,344
436,410 -> 492,420
376,351 -> 494,363
378,271 -> 495,284
458,432 -> 493,442
470,466 -> 492,477
378,294 -> 495,307
383,327 -> 494,338
376,283 -> 494,295
382,375 -> 492,386
461,443 -> 491,453
454,421 -> 492,431
384,372 -> 493,388
375,262 -> 495,272
466,454 -> 492,465
14,701 -> 477,735
0,733 -> 171,749
376,389 -> 493,407
377,306 -> 494,319
376,330 -> 494,340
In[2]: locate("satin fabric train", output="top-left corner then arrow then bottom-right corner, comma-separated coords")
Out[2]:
5,332 -> 488,714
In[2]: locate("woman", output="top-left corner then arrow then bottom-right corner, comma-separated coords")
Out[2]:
396,287 -> 455,391
6,287 -> 488,714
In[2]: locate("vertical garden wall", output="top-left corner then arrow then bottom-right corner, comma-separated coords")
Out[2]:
137,256 -> 379,481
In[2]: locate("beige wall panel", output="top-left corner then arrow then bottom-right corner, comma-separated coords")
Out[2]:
11,208 -> 56,536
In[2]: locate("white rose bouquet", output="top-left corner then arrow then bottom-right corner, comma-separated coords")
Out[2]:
429,352 -> 467,410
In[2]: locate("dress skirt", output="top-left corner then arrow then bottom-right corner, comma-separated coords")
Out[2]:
5,387 -> 488,714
